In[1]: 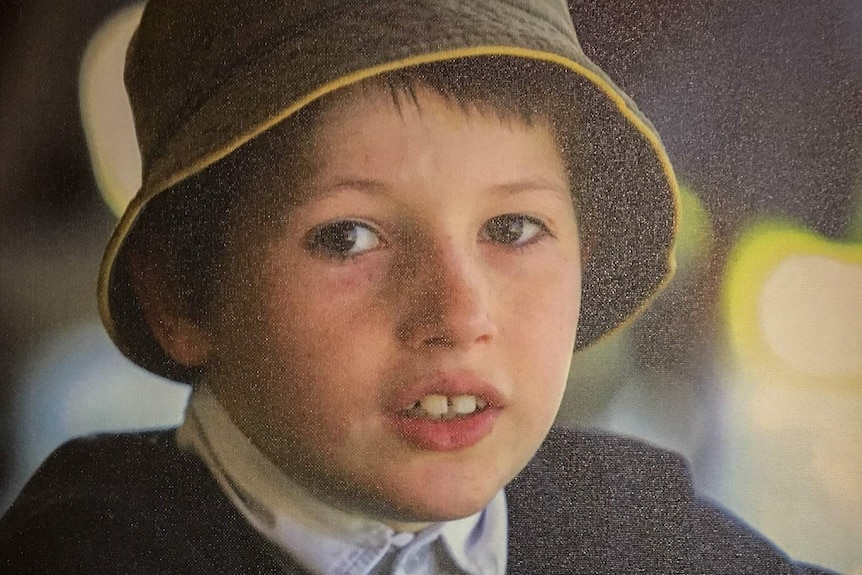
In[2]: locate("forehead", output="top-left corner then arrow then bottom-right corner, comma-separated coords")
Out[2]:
314,85 -> 566,192
236,80 -> 568,207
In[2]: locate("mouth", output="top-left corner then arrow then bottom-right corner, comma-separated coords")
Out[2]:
400,394 -> 490,420
386,371 -> 504,451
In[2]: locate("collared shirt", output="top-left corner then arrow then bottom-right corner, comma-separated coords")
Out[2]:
176,385 -> 507,575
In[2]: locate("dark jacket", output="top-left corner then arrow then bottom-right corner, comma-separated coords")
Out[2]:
0,427 -> 836,574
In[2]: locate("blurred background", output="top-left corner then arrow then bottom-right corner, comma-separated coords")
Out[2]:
1,0 -> 859,572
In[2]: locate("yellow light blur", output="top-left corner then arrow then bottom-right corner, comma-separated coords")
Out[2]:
79,3 -> 145,217
723,221 -> 862,386
673,183 -> 713,277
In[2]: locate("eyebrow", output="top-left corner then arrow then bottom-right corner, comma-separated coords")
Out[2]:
303,176 -> 571,204
485,177 -> 571,201
319,178 -> 389,195
288,178 -> 388,208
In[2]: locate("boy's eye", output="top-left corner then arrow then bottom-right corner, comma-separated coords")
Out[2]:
481,214 -> 548,246
306,220 -> 381,257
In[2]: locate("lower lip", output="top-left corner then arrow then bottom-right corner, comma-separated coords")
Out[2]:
388,408 -> 500,451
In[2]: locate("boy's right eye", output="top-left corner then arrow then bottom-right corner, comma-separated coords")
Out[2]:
305,220 -> 382,258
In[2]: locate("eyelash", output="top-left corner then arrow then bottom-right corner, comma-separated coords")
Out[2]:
305,214 -> 551,260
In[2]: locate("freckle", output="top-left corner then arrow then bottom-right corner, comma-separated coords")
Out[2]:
334,270 -> 375,292
336,276 -> 359,291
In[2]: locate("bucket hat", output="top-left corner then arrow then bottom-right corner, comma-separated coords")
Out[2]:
99,0 -> 679,382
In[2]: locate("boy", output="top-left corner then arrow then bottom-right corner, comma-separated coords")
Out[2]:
0,1 -> 835,573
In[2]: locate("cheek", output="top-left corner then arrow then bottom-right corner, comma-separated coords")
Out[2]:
498,259 -> 580,408
496,250 -> 581,340
248,256 -> 393,398
271,258 -> 390,349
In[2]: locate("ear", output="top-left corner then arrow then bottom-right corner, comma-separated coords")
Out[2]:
126,247 -> 212,368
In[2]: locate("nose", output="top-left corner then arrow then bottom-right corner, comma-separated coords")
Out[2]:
395,237 -> 497,350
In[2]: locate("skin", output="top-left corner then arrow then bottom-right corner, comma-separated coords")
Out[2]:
145,85 -> 583,531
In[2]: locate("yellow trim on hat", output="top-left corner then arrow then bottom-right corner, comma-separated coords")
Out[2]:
99,45 -> 679,360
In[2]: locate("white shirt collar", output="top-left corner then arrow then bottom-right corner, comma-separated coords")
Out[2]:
176,384 -> 507,575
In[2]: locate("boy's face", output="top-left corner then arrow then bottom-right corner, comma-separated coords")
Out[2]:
197,86 -> 582,528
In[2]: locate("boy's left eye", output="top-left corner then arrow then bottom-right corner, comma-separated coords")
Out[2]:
480,214 -> 548,246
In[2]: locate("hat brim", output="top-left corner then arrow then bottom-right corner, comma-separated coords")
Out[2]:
100,1 -> 678,382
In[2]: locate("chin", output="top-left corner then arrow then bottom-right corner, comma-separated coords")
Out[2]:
375,490 -> 495,527
360,459 -> 510,525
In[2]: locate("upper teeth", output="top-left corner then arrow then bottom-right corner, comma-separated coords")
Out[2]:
408,394 -> 487,419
